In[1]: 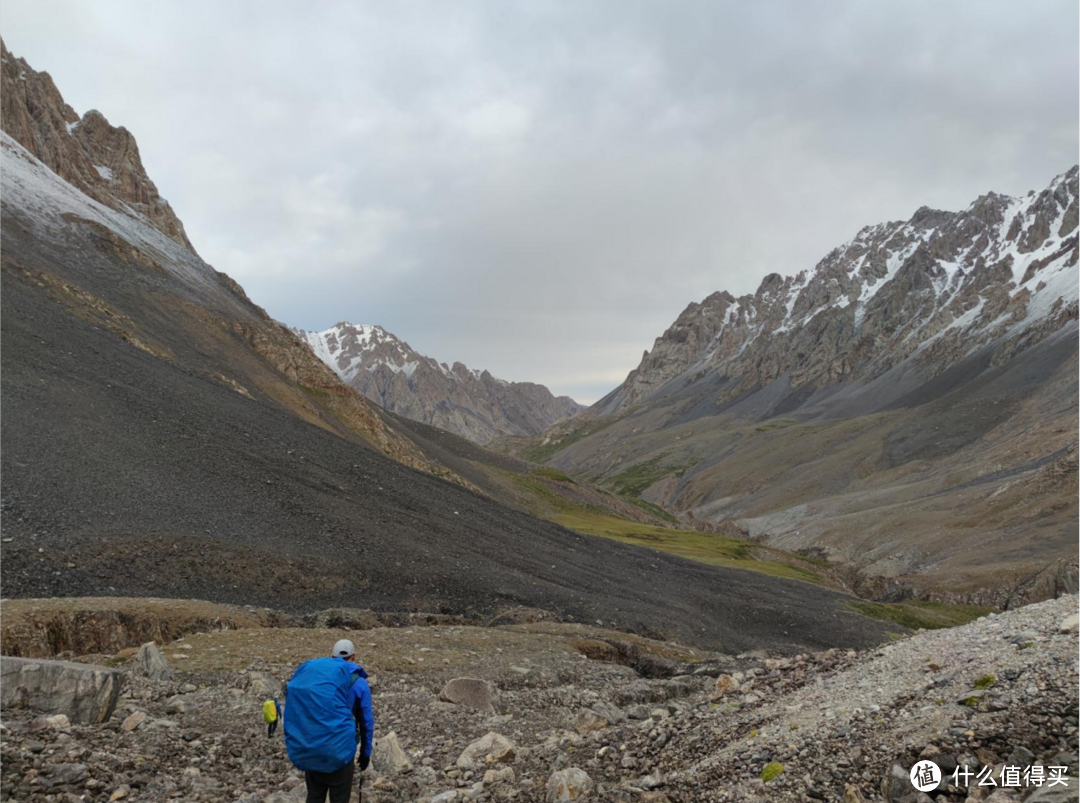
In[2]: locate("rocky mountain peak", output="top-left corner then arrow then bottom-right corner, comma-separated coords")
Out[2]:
600,167 -> 1078,414
0,39 -> 194,253
297,323 -> 584,443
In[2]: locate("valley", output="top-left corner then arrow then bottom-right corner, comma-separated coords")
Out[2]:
499,170 -> 1079,606
0,29 -> 1076,803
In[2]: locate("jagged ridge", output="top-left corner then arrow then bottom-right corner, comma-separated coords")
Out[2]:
298,322 -> 584,444
601,168 -> 1078,416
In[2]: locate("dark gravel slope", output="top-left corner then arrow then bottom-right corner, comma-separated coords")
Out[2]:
0,268 -> 894,654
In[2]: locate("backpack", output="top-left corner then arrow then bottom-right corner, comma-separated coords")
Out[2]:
262,699 -> 278,724
283,658 -> 360,773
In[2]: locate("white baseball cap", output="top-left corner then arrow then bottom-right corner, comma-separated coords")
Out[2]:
332,639 -> 356,659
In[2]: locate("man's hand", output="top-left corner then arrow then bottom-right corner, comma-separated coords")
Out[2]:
358,754 -> 370,771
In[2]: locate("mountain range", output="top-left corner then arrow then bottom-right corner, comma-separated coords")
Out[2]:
504,167 -> 1079,605
0,39 -> 895,653
297,322 -> 583,444
1,33 -> 1074,640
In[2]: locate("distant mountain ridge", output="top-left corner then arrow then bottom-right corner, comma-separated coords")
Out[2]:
515,168 -> 1078,604
600,166 -> 1078,417
298,322 -> 584,444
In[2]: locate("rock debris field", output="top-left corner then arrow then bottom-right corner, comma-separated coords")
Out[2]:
0,596 -> 1076,802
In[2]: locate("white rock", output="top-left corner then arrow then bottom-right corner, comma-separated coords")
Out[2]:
546,767 -> 593,802
456,732 -> 517,770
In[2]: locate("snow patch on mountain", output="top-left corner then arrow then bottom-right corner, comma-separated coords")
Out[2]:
0,132 -> 219,297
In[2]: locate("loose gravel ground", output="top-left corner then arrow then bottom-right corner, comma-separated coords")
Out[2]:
1,595 -> 1075,802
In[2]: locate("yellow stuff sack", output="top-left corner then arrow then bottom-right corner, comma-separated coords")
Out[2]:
262,699 -> 278,723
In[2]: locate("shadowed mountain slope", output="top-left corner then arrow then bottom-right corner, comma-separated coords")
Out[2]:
503,171 -> 1079,604
0,43 -> 893,653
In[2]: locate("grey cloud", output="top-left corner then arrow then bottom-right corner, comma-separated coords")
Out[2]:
4,0 -> 1076,403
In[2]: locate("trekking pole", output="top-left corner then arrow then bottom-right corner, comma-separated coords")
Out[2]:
356,770 -> 363,803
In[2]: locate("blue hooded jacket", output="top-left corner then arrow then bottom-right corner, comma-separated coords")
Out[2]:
347,660 -> 374,759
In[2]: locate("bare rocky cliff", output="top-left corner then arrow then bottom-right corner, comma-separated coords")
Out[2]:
298,323 -> 585,444
0,39 -> 194,253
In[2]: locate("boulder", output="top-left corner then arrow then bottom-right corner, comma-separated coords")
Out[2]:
49,763 -> 88,785
165,695 -> 196,715
591,700 -> 625,724
28,713 -> 71,732
133,641 -> 172,681
372,731 -> 413,776
121,711 -> 148,732
574,707 -> 611,734
1058,613 -> 1079,634
245,671 -> 282,698
482,766 -> 515,786
842,785 -> 866,803
881,764 -> 934,803
439,677 -> 499,712
0,656 -> 122,724
456,732 -> 517,770
710,673 -> 738,700
1026,785 -> 1079,803
546,768 -> 593,802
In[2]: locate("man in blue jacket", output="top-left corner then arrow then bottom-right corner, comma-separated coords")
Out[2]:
289,638 -> 374,803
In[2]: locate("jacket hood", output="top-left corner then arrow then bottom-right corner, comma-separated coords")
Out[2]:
333,656 -> 368,679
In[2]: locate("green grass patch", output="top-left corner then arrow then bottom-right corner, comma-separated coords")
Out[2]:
298,384 -> 331,399
609,454 -> 691,498
844,600 -> 993,631
529,467 -> 576,483
503,472 -> 575,513
973,674 -> 996,689
549,509 -> 825,584
621,495 -> 680,524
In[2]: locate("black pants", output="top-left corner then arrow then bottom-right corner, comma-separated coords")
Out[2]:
304,762 -> 354,803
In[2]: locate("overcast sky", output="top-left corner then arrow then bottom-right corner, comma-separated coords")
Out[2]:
4,1 -> 1077,402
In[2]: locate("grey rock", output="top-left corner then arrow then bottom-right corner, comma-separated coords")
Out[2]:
133,642 -> 172,681
574,707 -> 612,734
49,763 -> 88,785
372,731 -> 413,776
881,764 -> 934,803
456,732 -> 516,771
1027,784 -> 1080,803
121,711 -> 148,732
546,767 -> 593,802
440,678 -> 499,713
1,656 -> 122,724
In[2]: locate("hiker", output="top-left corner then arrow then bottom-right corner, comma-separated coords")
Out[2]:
283,638 -> 374,803
263,698 -> 282,737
